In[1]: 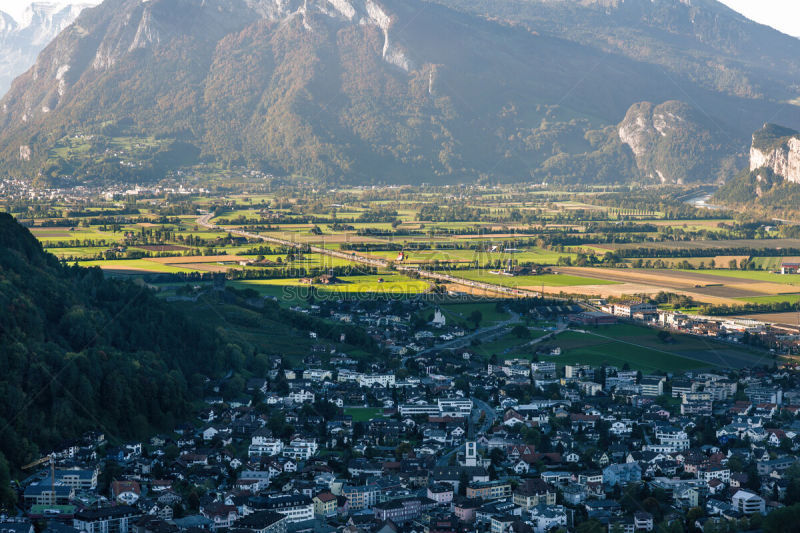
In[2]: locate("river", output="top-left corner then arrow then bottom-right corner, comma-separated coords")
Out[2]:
685,192 -> 723,210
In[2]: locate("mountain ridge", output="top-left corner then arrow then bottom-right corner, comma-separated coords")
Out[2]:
0,1 -> 100,98
1,0 -> 799,185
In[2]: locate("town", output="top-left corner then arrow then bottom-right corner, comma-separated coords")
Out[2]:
6,181 -> 800,533
3,293 -> 799,533
4,0 -> 800,532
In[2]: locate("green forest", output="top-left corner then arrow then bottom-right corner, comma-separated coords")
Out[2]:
0,213 -> 261,492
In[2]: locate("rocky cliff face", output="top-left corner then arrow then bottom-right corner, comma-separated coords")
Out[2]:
0,1 -> 100,98
750,124 -> 800,184
618,100 -> 740,183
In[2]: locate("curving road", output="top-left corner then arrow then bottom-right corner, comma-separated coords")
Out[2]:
434,397 -> 498,467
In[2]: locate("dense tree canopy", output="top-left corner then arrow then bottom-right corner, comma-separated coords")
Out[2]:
0,213 -> 241,474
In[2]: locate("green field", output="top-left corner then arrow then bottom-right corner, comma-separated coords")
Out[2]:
170,299 -> 353,366
545,323 -> 766,372
438,302 -> 512,325
468,329 -> 550,359
30,227 -> 109,243
550,330 -> 707,373
680,269 -> 800,285
736,293 -> 800,305
344,407 -> 384,422
362,247 -> 574,266
45,246 -> 109,258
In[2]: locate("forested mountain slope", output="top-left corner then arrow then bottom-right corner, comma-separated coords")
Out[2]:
0,213 -> 237,483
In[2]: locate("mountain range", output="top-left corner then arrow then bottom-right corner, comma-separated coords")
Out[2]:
0,1 -> 100,98
0,0 -> 799,185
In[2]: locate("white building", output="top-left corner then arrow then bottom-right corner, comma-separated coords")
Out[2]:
640,376 -> 665,397
564,364 -> 592,379
464,441 -> 478,467
399,403 -> 441,416
609,301 -> 657,318
287,390 -> 315,404
699,467 -> 730,484
731,490 -> 765,514
655,427 -> 690,451
357,374 -> 396,388
262,494 -> 314,523
579,382 -> 603,396
281,438 -> 318,460
438,398 -> 473,416
530,361 -> 556,377
303,369 -> 333,381
529,505 -> 567,533
248,437 -> 284,458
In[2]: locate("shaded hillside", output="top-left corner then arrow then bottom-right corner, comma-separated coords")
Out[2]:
435,0 -> 800,104
1,0 -> 798,184
0,213 -> 243,481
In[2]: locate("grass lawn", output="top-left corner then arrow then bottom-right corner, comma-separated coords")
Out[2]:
170,300 -> 323,365
546,323 -> 769,372
736,293 -> 800,305
229,281 -> 302,303
680,269 -> 800,285
470,335 -> 530,359
438,302 -> 512,325
469,329 -> 550,359
344,407 -> 384,422
549,330 -> 707,373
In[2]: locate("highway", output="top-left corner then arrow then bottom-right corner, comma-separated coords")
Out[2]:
197,213 -> 544,298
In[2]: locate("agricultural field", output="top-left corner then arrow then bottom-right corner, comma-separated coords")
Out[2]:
46,246 -> 109,259
78,259 -> 200,273
236,274 -> 432,297
611,238 -> 800,252
683,269 -> 800,285
361,247 -> 574,266
31,227 -> 110,244
11,182 -> 800,321
455,270 -> 618,288
736,294 -> 800,305
547,324 -> 770,372
533,267 -> 800,306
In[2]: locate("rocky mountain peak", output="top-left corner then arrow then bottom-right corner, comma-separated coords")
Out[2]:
750,124 -> 800,184
618,100 -> 740,183
0,1 -> 100,97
